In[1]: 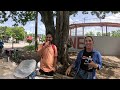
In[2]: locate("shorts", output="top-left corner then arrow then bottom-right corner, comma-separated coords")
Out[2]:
39,69 -> 55,76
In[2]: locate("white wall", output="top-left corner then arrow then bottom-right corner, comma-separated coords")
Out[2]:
93,36 -> 120,56
69,36 -> 120,56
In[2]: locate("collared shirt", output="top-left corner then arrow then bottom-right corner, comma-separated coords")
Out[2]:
38,44 -> 58,72
73,49 -> 102,79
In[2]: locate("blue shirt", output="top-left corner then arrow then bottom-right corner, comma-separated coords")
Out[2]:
73,49 -> 102,79
0,41 -> 4,48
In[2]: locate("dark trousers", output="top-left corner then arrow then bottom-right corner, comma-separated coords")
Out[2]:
0,48 -> 2,57
39,69 -> 55,76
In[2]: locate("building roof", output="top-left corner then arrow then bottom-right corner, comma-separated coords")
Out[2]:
69,22 -> 120,29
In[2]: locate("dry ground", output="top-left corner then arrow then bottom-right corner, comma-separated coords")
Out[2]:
0,42 -> 120,79
69,55 -> 120,79
0,55 -> 120,79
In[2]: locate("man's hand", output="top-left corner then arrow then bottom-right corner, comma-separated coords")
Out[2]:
65,65 -> 73,76
44,41 -> 50,47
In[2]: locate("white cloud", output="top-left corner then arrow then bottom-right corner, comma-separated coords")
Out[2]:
103,13 -> 120,23
69,18 -> 74,24
85,13 -> 120,23
38,23 -> 45,35
69,17 -> 82,24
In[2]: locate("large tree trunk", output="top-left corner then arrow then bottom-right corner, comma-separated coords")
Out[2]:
56,11 -> 70,67
38,11 -> 55,41
35,11 -> 38,51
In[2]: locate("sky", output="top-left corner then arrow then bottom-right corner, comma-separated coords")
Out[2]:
0,11 -> 120,36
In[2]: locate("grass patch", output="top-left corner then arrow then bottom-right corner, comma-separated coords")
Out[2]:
23,45 -> 35,52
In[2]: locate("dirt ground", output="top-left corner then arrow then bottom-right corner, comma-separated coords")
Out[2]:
0,55 -> 120,79
96,56 -> 120,79
0,59 -> 17,79
0,43 -> 120,79
69,55 -> 120,79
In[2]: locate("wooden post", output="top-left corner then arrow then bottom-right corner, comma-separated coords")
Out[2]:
75,25 -> 77,49
106,26 -> 107,36
83,26 -> 84,36
69,28 -> 71,37
102,26 -> 103,36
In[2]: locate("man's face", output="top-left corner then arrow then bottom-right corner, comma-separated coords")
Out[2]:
46,34 -> 53,42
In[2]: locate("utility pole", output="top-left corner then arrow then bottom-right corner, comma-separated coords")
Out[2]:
100,17 -> 103,36
35,11 -> 38,51
83,17 -> 86,36
12,34 -> 14,49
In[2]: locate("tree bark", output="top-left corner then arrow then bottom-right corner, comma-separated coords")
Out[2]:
56,11 -> 70,67
38,11 -> 55,42
39,11 -> 70,69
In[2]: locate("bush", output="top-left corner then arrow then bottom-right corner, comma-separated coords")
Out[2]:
27,39 -> 32,44
23,45 -> 35,52
26,36 -> 33,45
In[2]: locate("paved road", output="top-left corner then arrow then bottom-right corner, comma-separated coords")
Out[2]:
3,42 -> 29,49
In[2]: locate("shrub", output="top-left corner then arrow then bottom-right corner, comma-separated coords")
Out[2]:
24,45 -> 35,52
26,36 -> 33,45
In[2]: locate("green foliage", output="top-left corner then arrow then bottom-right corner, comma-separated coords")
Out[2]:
0,36 -> 2,40
5,26 -> 26,40
102,32 -> 111,36
41,34 -> 46,42
27,39 -> 32,44
82,11 -> 120,19
85,31 -> 95,36
23,45 -> 35,51
0,26 -> 7,39
102,33 -> 106,36
69,11 -> 78,16
0,11 -> 36,26
96,32 -> 102,36
1,11 -> 120,27
111,30 -> 120,37
107,32 -> 111,36
11,50 -> 20,63
0,26 -> 26,41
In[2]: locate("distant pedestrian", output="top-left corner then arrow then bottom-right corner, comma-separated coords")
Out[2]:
0,40 -> 4,59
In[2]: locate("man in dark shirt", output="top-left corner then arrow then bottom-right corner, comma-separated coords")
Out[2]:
0,40 -> 4,58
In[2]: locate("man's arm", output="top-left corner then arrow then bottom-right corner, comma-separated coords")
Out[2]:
96,51 -> 102,70
54,56 -> 57,70
53,45 -> 58,71
37,44 -> 47,57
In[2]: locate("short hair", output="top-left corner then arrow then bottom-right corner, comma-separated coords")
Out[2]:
46,31 -> 53,37
85,36 -> 94,41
